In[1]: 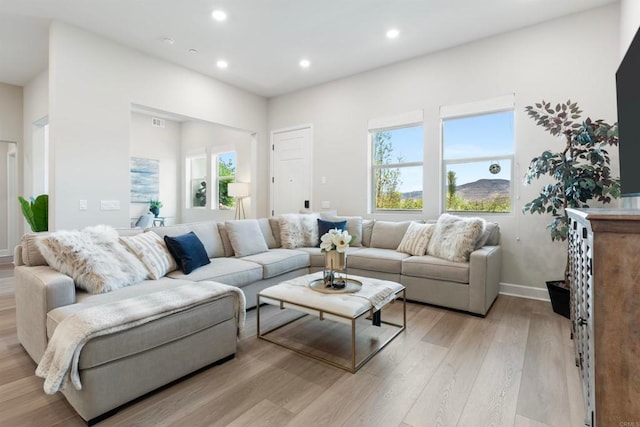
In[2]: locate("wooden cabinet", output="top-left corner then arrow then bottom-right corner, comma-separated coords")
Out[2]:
566,208 -> 640,427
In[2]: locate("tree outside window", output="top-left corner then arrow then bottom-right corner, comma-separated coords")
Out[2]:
371,125 -> 423,211
216,152 -> 236,210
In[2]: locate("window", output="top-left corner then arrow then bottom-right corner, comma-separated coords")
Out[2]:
215,151 -> 236,210
442,110 -> 514,213
371,125 -> 424,211
186,153 -> 207,208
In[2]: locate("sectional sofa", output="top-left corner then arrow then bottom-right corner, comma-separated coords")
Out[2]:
13,213 -> 500,422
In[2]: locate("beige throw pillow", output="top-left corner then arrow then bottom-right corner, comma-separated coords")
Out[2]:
397,222 -> 435,256
120,231 -> 177,280
427,214 -> 485,262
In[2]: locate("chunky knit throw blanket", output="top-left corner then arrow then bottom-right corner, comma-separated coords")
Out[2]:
36,282 -> 245,395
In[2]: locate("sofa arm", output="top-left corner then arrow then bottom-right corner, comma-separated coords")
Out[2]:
14,265 -> 76,363
468,245 -> 501,316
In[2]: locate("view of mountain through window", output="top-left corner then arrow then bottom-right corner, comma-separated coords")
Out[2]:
443,111 -> 513,213
371,125 -> 423,211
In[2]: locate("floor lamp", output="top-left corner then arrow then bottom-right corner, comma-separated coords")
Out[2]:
228,182 -> 250,220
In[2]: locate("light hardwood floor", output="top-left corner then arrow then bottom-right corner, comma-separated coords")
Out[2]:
0,264 -> 585,426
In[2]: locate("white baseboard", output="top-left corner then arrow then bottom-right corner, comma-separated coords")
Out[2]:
499,282 -> 550,302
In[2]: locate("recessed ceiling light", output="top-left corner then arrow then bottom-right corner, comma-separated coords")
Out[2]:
211,9 -> 227,22
299,59 -> 311,68
216,60 -> 228,69
163,37 -> 175,45
386,29 -> 400,39
189,48 -> 198,54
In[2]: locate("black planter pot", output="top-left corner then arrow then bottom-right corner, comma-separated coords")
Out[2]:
547,280 -> 570,319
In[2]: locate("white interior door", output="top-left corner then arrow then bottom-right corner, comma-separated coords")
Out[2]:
271,126 -> 312,215
1,141 -> 18,257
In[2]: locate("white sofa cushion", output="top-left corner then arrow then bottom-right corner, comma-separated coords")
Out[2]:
346,248 -> 411,274
167,257 -> 263,287
151,221 -> 225,258
241,249 -> 309,279
402,255 -> 470,284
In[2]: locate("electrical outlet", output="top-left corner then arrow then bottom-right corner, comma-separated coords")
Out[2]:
79,200 -> 88,211
100,200 -> 120,211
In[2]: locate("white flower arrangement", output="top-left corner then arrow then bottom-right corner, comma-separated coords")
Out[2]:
319,228 -> 353,253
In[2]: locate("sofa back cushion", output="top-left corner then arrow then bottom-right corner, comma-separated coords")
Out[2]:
257,218 -> 278,249
225,220 -> 269,257
151,221 -> 224,258
369,221 -> 411,249
427,214 -> 485,262
476,222 -> 500,247
362,219 -> 375,247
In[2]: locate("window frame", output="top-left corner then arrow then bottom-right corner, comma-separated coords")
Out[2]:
213,149 -> 237,211
185,150 -> 208,209
440,106 -> 515,215
367,110 -> 425,214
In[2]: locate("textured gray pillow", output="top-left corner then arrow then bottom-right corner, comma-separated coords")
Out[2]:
279,213 -> 319,248
369,221 -> 411,249
225,220 -> 269,257
427,214 -> 485,262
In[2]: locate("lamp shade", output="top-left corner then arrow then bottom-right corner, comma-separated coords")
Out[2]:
228,182 -> 250,197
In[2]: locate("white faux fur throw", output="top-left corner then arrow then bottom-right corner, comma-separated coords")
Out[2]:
35,282 -> 246,395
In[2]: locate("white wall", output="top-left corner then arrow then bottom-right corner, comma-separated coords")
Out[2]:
181,121 -> 254,223
130,112 -> 181,224
0,82 -> 23,247
620,0 -> 640,58
267,5 -> 620,291
22,70 -> 49,204
48,22 -> 268,230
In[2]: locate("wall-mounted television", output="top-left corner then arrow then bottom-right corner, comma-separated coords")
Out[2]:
616,26 -> 640,197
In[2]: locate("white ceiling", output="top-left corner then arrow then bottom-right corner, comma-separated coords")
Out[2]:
0,0 -> 617,97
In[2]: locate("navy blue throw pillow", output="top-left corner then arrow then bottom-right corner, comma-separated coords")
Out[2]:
317,218 -> 347,247
163,232 -> 210,274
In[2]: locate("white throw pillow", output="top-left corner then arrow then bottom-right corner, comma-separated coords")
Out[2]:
427,214 -> 486,262
36,225 -> 148,294
279,213 -> 319,248
225,220 -> 269,257
397,222 -> 435,256
120,231 -> 177,279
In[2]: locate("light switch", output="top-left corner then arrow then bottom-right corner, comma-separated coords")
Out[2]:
100,200 -> 120,211
79,200 -> 88,211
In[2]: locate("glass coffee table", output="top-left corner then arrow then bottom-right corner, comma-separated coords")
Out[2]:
257,272 -> 406,373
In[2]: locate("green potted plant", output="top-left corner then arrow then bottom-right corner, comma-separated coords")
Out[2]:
18,194 -> 48,232
149,199 -> 163,217
523,100 -> 620,317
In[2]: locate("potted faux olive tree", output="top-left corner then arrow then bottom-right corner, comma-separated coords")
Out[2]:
523,100 -> 620,317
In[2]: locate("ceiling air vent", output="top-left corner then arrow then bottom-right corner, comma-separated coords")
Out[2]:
151,117 -> 165,128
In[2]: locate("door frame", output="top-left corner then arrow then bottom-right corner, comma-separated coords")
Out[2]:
269,124 -> 313,217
